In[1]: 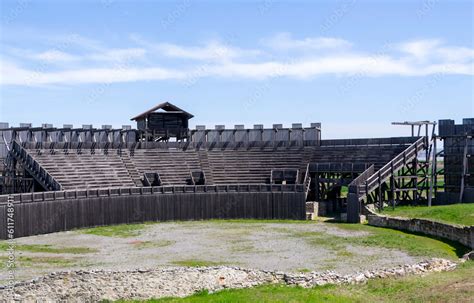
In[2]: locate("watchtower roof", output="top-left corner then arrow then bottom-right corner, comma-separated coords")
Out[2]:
130,102 -> 194,121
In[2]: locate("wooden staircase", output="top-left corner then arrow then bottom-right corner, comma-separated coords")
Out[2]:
120,150 -> 143,187
197,150 -> 215,185
10,140 -> 62,191
347,137 -> 427,222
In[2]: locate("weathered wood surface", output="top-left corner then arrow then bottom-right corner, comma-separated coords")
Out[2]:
19,144 -> 408,191
0,189 -> 306,239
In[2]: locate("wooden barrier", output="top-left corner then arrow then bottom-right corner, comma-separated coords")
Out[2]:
0,185 -> 306,239
320,137 -> 418,147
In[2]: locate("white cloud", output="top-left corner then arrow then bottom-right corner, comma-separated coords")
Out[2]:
398,39 -> 474,63
32,50 -> 80,62
262,32 -> 352,51
435,46 -> 474,63
1,35 -> 472,86
398,39 -> 441,59
134,38 -> 261,61
1,61 -> 185,85
88,48 -> 147,62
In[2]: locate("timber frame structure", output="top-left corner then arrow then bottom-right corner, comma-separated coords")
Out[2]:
0,108 -> 472,233
437,119 -> 474,203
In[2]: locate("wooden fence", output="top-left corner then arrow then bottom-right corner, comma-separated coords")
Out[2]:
0,184 -> 306,239
320,137 -> 418,147
14,136 -> 418,152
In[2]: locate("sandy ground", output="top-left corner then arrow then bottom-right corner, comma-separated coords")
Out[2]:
0,221 -> 421,285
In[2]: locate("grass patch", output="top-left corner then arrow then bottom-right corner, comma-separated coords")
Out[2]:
74,219 -> 468,261
206,219 -> 312,225
129,240 -> 175,249
338,223 -> 469,259
340,186 -> 348,198
0,255 -> 76,269
114,261 -> 474,303
78,219 -> 311,238
171,259 -> 229,267
381,203 -> 474,226
0,242 -> 97,254
230,242 -> 255,253
79,223 -> 151,238
291,223 -> 468,260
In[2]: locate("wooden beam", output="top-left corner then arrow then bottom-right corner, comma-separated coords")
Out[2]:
459,136 -> 469,203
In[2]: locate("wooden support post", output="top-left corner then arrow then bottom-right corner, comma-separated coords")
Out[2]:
428,135 -> 436,207
390,162 -> 395,210
365,181 -> 369,203
414,149 -> 418,204
459,136 -> 469,203
315,174 -> 320,201
378,171 -> 383,211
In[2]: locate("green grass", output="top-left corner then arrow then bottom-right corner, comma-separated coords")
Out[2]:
77,219 -> 328,238
0,242 -> 97,254
289,222 -> 468,260
206,219 -> 314,224
129,240 -> 175,249
381,203 -> 474,226
113,261 -> 474,303
76,219 -> 468,260
78,220 -> 313,238
0,255 -> 76,269
79,223 -> 152,238
171,259 -> 230,267
204,220 -> 467,259
340,186 -> 348,198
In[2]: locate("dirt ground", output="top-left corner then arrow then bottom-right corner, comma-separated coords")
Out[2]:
0,221 -> 422,284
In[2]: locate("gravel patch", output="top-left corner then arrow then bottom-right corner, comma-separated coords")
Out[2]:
0,221 -> 423,284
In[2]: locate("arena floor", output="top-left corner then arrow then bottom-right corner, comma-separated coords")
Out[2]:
3,219 -> 462,285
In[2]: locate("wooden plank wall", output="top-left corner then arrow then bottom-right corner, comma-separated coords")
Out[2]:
0,191 -> 306,239
439,119 -> 474,193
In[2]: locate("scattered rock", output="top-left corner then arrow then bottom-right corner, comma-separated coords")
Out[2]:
462,251 -> 474,261
0,259 -> 458,302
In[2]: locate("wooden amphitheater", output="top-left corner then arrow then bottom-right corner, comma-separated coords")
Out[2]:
0,102 -> 472,239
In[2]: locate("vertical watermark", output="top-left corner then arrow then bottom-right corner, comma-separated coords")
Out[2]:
85,50 -> 142,104
338,41 -> 393,95
161,0 -> 192,30
24,33 -> 80,87
400,64 -> 453,114
417,0 -> 439,19
182,32 -> 239,88
101,0 -> 116,9
5,195 -> 16,299
320,0 -> 357,34
243,57 -> 296,111
3,0 -> 31,25
258,0 -> 276,15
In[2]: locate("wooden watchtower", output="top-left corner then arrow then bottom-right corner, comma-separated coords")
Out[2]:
131,102 -> 194,142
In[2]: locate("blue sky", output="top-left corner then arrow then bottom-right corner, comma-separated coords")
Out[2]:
0,0 -> 472,138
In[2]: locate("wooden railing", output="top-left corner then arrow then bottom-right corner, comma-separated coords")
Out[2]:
309,162 -> 371,173
0,183 -> 305,205
347,137 -> 426,223
10,141 -> 62,191
2,133 -> 11,167
348,165 -> 375,196
18,136 -> 419,152
303,163 -> 311,200
349,137 -> 426,200
320,137 -> 418,147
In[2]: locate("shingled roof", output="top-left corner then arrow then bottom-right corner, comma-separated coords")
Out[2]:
130,102 -> 194,121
